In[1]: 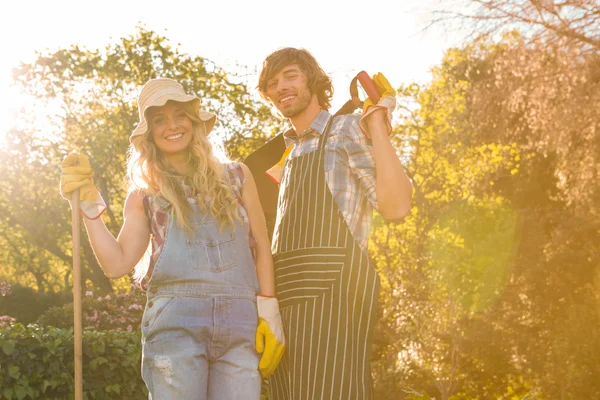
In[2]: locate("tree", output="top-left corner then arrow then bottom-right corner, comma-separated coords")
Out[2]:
370,18 -> 599,397
367,3 -> 600,398
432,0 -> 600,52
0,25 -> 279,295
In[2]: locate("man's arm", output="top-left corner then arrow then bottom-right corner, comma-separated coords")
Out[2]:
364,111 -> 413,221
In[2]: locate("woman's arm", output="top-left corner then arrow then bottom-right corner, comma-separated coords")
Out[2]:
240,162 -> 285,377
239,163 -> 276,296
82,190 -> 151,279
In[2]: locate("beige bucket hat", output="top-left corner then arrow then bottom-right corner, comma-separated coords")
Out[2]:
130,78 -> 216,141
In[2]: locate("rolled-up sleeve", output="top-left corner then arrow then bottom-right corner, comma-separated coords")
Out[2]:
340,117 -> 378,211
323,113 -> 380,252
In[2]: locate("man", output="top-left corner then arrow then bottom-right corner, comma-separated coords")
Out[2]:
256,48 -> 412,399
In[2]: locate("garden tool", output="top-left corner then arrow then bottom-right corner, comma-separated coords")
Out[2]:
70,189 -> 83,400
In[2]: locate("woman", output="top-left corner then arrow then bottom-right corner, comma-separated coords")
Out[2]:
59,78 -> 284,399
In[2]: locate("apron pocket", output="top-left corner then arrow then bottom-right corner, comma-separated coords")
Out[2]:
274,247 -> 346,308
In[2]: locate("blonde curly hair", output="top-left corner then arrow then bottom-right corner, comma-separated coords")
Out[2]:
127,100 -> 240,233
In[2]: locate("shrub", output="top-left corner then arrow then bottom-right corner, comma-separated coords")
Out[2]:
0,281 -> 17,329
0,323 -> 147,400
0,280 -> 11,296
2,323 -> 272,399
0,316 -> 16,328
0,284 -> 70,325
35,303 -> 75,330
36,287 -> 146,332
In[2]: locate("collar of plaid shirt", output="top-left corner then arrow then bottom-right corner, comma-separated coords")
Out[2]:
282,110 -> 331,148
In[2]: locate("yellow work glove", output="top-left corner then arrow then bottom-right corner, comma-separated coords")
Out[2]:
359,72 -> 396,138
266,144 -> 294,185
60,153 -> 106,219
255,295 -> 285,377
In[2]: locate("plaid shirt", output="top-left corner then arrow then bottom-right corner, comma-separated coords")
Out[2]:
139,162 -> 253,291
282,110 -> 378,253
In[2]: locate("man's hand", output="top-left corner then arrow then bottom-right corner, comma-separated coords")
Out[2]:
255,295 -> 285,377
60,153 -> 106,219
359,72 -> 396,138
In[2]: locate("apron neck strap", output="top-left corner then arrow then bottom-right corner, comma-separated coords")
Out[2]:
317,116 -> 334,151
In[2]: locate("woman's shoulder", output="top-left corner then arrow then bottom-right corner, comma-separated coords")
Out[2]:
223,161 -> 240,172
223,161 -> 247,182
221,162 -> 246,196
125,189 -> 146,203
127,188 -> 169,212
123,189 -> 149,215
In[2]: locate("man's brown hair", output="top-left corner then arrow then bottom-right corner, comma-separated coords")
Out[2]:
257,47 -> 333,110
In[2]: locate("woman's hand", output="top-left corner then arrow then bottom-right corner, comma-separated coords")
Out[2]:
60,152 -> 106,219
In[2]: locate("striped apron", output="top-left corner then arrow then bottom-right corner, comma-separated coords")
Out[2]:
270,118 -> 380,400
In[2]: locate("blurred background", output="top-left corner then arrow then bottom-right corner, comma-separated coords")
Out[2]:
0,0 -> 598,399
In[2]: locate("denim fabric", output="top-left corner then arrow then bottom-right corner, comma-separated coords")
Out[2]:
141,203 -> 261,399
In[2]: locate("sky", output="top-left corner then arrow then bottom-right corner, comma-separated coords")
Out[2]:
0,0 -> 467,140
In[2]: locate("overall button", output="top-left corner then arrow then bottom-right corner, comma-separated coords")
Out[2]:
148,301 -> 154,308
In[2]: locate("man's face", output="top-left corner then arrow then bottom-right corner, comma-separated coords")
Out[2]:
265,64 -> 316,118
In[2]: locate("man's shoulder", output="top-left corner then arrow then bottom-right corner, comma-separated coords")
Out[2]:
329,113 -> 366,143
331,113 -> 361,127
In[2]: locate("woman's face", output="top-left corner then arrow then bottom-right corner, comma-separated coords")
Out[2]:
148,101 -> 194,157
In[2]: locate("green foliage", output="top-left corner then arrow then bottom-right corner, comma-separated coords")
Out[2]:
0,323 -> 274,399
0,25 -> 280,295
0,281 -> 10,296
2,9 -> 599,400
0,323 -> 146,400
37,288 -> 145,332
34,305 -> 74,330
371,21 -> 600,400
0,316 -> 16,329
0,284 -> 69,325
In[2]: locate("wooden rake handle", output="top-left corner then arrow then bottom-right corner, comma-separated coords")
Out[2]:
70,190 -> 83,400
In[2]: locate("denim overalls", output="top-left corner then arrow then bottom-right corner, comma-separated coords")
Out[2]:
141,198 -> 261,399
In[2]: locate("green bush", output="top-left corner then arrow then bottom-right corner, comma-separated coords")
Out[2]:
0,285 -> 70,325
2,323 -> 273,399
35,304 -> 75,330
0,323 -> 147,400
0,281 -> 11,296
36,288 -> 145,332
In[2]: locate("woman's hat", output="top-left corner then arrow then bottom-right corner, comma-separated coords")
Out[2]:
130,78 -> 216,141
